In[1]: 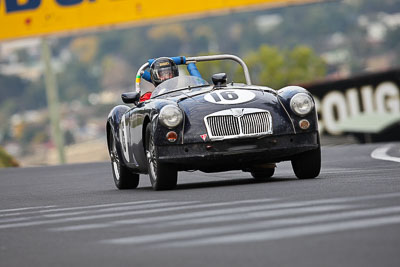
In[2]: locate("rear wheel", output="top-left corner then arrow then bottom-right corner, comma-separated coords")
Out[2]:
291,146 -> 321,179
145,124 -> 178,190
109,132 -> 139,189
250,168 -> 275,181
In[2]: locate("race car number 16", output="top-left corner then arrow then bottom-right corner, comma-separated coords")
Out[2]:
204,89 -> 256,104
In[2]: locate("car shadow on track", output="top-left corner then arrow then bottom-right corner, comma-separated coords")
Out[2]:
136,176 -> 298,191
177,177 -> 298,190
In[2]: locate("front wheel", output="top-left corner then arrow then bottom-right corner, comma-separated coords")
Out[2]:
291,146 -> 321,179
109,132 -> 139,189
145,124 -> 178,191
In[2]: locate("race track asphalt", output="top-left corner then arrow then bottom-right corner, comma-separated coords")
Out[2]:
0,143 -> 399,267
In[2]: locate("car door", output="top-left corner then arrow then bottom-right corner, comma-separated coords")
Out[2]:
126,105 -> 147,169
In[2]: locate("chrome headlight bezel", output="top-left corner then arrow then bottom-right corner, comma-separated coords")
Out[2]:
290,93 -> 314,117
159,105 -> 183,128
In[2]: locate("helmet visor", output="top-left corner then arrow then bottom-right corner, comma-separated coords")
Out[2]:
156,68 -> 173,82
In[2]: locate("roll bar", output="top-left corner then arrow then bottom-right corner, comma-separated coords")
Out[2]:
135,54 -> 252,93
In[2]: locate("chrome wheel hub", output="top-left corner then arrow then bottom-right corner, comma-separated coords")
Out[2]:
111,139 -> 120,181
146,136 -> 157,180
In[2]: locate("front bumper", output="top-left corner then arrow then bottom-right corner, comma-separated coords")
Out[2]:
157,132 -> 319,171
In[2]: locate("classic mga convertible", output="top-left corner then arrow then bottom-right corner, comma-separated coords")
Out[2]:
106,54 -> 321,190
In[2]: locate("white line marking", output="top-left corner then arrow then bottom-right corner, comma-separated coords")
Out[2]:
2,199 -> 275,225
102,206 -> 400,245
161,205 -> 354,227
167,215 -> 400,247
50,198 -> 277,231
371,144 -> 400,163
0,200 -> 162,218
51,223 -> 109,231
0,206 -> 57,213
0,200 -> 162,223
39,200 -> 162,212
51,192 -> 400,232
4,200 -> 277,229
322,168 -> 400,174
2,199 -> 275,230
0,217 -> 34,224
42,202 -> 189,218
0,213 -> 25,218
2,192 -> 400,230
0,201 -> 197,229
51,203 -> 345,232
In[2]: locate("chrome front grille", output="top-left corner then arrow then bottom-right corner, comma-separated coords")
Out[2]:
206,115 -> 240,137
204,109 -> 273,140
241,112 -> 272,135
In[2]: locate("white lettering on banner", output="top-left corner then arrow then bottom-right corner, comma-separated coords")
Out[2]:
361,86 -> 375,113
314,81 -> 400,135
346,89 -> 360,117
313,97 -> 324,133
320,92 -> 348,135
375,82 -> 400,114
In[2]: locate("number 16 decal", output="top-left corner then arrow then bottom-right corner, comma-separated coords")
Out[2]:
204,89 -> 256,104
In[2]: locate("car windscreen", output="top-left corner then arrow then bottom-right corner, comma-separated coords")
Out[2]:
151,76 -> 209,98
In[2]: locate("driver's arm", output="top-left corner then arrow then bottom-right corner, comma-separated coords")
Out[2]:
139,92 -> 152,102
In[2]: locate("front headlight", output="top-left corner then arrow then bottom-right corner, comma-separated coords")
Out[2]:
290,93 -> 314,116
159,105 -> 183,128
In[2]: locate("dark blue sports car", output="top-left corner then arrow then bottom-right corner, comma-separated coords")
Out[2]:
106,54 -> 321,190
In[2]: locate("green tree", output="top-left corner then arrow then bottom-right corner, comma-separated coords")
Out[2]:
195,55 -> 246,84
244,45 -> 286,88
244,44 -> 326,89
286,46 -> 326,85
194,45 -> 325,88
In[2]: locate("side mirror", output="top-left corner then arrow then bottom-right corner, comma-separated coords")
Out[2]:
212,73 -> 227,87
121,92 -> 140,104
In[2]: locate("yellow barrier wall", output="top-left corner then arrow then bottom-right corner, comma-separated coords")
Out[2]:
0,0 -> 322,40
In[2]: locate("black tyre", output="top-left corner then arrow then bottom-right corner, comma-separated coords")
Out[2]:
145,124 -> 178,190
291,146 -> 321,179
109,132 -> 139,189
250,168 -> 275,181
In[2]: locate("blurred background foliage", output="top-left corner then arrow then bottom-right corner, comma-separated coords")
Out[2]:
0,146 -> 19,167
195,45 -> 325,88
1,0 -> 398,111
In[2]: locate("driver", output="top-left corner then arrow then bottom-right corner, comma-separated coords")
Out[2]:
150,57 -> 179,86
139,57 -> 179,102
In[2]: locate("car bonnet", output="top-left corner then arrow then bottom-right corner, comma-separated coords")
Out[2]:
175,87 -> 296,143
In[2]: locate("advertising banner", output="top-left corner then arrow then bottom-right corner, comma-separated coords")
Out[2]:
304,69 -> 400,141
0,0 -> 323,41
